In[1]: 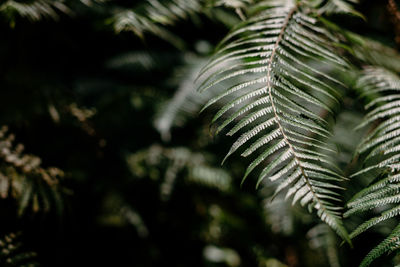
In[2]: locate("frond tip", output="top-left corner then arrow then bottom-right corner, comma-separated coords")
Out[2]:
198,0 -> 350,243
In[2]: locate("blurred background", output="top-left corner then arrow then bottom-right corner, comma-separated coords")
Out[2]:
0,0 -> 399,266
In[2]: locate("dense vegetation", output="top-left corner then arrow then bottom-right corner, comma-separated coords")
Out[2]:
2,0 -> 400,266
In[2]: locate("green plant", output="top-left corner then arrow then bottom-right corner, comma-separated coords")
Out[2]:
120,0 -> 400,265
5,0 -> 400,266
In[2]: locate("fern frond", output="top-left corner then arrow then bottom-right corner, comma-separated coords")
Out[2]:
214,0 -> 252,20
359,223 -> 400,267
313,0 -> 364,18
113,10 -> 185,49
354,67 -> 400,161
154,55 -> 211,141
106,50 -> 178,72
131,0 -> 202,27
112,0 -> 204,49
0,127 -> 64,216
99,193 -> 149,238
198,0 -> 350,243
307,224 -> 341,267
347,67 -> 400,266
0,0 -> 71,23
344,32 -> 400,73
0,232 -> 40,267
126,145 -> 232,201
264,195 -> 295,236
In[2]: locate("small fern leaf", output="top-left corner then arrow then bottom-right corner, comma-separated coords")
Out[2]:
359,223 -> 400,267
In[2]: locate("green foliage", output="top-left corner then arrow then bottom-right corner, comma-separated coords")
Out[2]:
5,0 -> 400,266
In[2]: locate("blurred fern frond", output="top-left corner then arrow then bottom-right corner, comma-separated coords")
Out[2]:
313,0 -> 363,18
0,232 -> 40,267
213,0 -> 253,20
344,32 -> 400,72
112,0 -> 250,48
112,0 -> 205,48
98,193 -> 149,238
198,0 -> 350,242
346,67 -> 400,266
154,51 -> 238,142
307,224 -> 341,267
264,195 -> 295,236
0,0 -> 71,24
127,145 -> 232,201
154,54 -> 209,141
0,126 -> 64,216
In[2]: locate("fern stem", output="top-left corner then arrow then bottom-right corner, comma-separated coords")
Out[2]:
266,4 -> 340,232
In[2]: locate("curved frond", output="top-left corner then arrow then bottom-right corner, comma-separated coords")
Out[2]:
198,0 -> 350,243
347,67 -> 400,266
112,0 -> 204,48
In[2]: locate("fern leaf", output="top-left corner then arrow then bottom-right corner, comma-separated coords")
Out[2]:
359,223 -> 400,267
198,0 -> 350,243
347,67 -> 400,266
